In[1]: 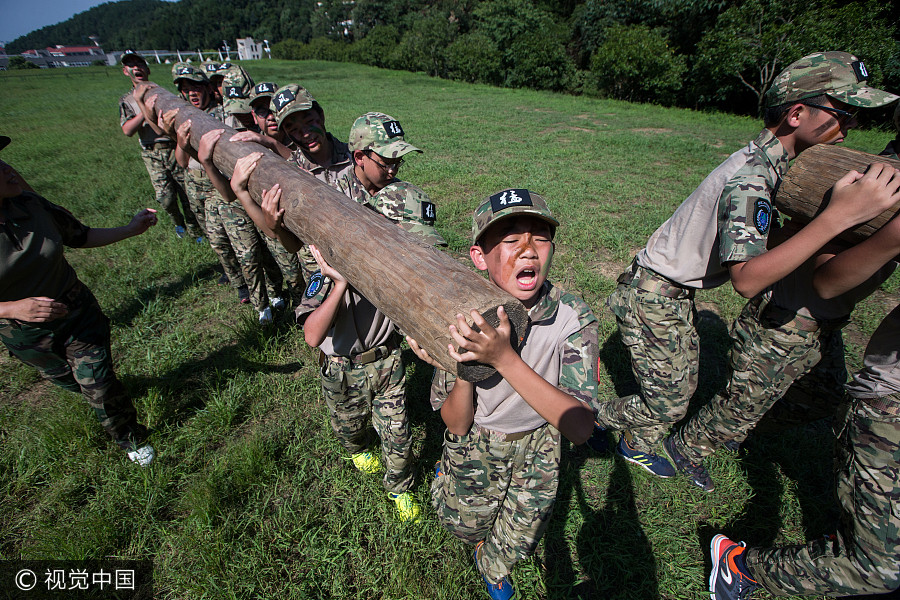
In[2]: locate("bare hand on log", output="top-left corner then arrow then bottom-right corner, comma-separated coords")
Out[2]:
133,82 -> 157,103
198,129 -> 224,165
826,163 -> 900,228
158,108 -> 179,139
406,335 -> 443,370
309,244 -> 346,283
175,119 -> 193,153
231,152 -> 262,193
448,307 -> 515,367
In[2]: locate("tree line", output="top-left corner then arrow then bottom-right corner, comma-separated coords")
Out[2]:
8,0 -> 900,119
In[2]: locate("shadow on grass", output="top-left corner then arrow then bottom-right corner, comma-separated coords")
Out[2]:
106,261 -> 221,327
120,317 -> 303,431
545,444 -> 659,600
402,349 -> 451,487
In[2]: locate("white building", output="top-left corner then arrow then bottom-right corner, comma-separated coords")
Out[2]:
236,38 -> 262,61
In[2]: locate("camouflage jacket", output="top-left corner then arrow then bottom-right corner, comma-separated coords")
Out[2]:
718,128 -> 790,265
289,134 -> 354,188
430,282 -> 600,433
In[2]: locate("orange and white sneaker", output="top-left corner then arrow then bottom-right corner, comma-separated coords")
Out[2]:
709,534 -> 759,600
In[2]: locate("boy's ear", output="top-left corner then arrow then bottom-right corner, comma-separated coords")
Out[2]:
470,244 -> 488,271
784,103 -> 806,128
352,149 -> 366,166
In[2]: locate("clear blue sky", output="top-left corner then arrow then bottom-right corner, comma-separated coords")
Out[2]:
0,0 -> 178,47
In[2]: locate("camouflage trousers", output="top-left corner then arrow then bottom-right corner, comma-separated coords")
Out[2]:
597,274 -> 699,453
205,191 -> 277,311
259,231 -> 304,307
140,145 -> 201,237
432,422 -> 560,584
0,285 -> 147,449
672,298 -> 847,462
184,169 -> 215,238
746,396 -> 900,596
320,346 -> 413,494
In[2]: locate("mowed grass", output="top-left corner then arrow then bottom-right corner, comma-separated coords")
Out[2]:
1,61 -> 897,600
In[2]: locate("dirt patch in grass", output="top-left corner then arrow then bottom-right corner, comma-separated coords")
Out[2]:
5,379 -> 57,409
587,250 -> 629,281
632,128 -> 673,134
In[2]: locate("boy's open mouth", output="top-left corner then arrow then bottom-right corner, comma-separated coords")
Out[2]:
516,267 -> 537,290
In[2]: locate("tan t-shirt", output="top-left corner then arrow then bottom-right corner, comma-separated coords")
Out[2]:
845,304 -> 900,399
119,90 -> 171,149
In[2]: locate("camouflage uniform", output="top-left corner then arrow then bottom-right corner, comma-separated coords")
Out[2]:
596,129 -> 789,454
119,90 -> 199,237
0,193 -> 147,448
296,275 -> 413,495
289,133 -> 353,189
670,257 -> 896,461
745,304 -> 900,596
432,282 -> 599,584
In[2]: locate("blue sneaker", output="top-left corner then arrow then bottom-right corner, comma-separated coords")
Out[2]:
710,534 -> 759,600
474,541 -> 514,600
663,435 -> 715,492
195,236 -> 205,244
586,422 -> 611,454
434,460 -> 443,478
616,436 -> 676,478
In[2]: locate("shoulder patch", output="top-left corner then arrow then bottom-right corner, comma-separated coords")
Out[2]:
305,271 -> 323,298
753,199 -> 772,235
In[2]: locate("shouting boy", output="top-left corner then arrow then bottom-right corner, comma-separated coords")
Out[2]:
410,189 -> 597,600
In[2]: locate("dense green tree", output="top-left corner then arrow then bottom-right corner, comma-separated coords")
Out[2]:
7,56 -> 39,69
591,23 -> 686,104
446,31 -> 502,85
389,13 -> 457,76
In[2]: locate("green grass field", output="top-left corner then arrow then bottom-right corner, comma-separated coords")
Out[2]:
1,61 -> 898,599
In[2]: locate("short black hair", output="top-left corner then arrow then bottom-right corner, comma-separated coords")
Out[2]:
763,94 -> 827,127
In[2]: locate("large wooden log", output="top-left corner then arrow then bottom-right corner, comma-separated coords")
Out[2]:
776,144 -> 900,244
148,87 -> 527,381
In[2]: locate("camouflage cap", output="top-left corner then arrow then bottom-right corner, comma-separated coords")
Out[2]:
172,62 -> 208,85
348,112 -> 422,158
472,189 -> 558,244
224,96 -> 253,115
120,50 -> 147,66
373,181 -> 447,247
221,65 -> 254,98
201,60 -> 220,75
250,82 -> 278,108
271,84 -> 317,130
766,51 -> 899,108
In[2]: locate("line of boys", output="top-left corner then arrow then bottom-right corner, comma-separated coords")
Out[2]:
114,50 -> 900,599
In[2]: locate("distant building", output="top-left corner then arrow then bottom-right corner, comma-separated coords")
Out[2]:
16,44 -> 105,68
236,38 -> 262,61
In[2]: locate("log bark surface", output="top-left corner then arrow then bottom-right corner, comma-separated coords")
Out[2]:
776,144 -> 900,244
148,87 -> 528,381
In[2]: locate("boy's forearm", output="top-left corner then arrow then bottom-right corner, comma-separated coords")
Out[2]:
121,115 -> 143,137
201,160 -> 237,202
441,379 -> 475,435
494,353 -> 594,444
303,281 -> 347,347
814,227 -> 900,299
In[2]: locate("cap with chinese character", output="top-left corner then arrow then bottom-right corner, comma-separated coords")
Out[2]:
766,51 -> 899,108
221,65 -> 254,114
201,60 -> 220,74
171,62 -> 208,85
472,189 -> 558,244
250,82 -> 279,108
348,112 -> 421,159
120,50 -> 147,66
373,181 -> 447,247
271,84 -> 317,130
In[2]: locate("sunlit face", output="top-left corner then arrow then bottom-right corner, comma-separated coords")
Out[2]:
0,160 -> 24,201
353,150 -> 400,195
798,97 -> 858,147
471,216 -> 555,308
179,80 -> 211,109
281,109 -> 328,157
122,61 -> 149,84
252,103 -> 280,138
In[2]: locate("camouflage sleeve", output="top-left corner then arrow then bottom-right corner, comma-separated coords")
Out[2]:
558,293 -> 600,413
429,368 -> 457,411
717,167 -> 776,265
119,94 -> 136,127
39,195 -> 90,248
293,271 -> 332,325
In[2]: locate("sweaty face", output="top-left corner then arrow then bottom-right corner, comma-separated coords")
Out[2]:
0,160 -> 24,200
282,110 -> 327,156
180,80 -> 211,109
473,216 -> 555,308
